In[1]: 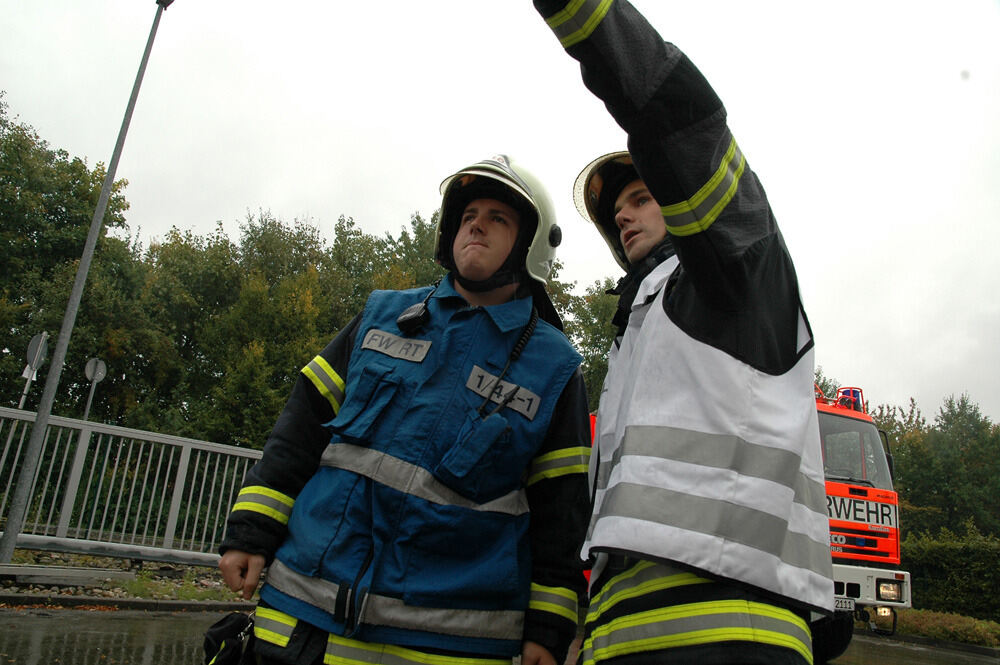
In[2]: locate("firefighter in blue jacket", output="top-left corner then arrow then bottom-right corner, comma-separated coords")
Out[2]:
533,1 -> 834,665
220,154 -> 591,665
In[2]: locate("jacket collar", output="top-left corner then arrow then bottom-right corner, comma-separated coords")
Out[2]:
633,257 -> 678,310
608,237 -> 677,335
435,274 -> 533,334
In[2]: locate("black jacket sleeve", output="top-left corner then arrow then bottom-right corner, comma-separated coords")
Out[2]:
534,0 -> 811,374
523,367 -> 592,663
220,313 -> 362,560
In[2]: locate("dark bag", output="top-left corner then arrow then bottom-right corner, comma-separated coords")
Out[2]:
203,611 -> 255,665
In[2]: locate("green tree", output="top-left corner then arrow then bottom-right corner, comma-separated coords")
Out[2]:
119,225 -> 242,434
58,235 -> 158,419
866,398 -> 933,533
319,215 -> 393,331
882,394 -> 1000,538
161,213 -> 330,445
929,395 -> 1000,536
870,398 -> 927,444
0,94 -> 128,287
383,212 -> 446,289
813,366 -> 840,400
565,277 -> 618,411
1,93 -> 129,408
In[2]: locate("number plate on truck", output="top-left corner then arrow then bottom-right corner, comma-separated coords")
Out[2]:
834,598 -> 855,611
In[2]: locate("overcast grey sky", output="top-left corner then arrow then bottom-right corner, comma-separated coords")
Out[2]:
4,1 -> 1000,423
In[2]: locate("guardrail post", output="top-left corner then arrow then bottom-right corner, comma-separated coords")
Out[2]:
161,446 -> 190,549
56,426 -> 95,538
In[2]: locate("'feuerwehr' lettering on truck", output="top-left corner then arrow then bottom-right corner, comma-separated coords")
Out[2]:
827,495 -> 898,528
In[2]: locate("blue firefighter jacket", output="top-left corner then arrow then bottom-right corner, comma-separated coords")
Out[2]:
224,277 -> 589,659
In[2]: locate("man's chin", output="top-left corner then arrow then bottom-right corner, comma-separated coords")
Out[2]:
457,268 -> 494,282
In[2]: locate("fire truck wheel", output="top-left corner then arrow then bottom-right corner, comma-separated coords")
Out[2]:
811,611 -> 855,664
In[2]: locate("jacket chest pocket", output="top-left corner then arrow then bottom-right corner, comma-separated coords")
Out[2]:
434,410 -> 527,504
328,361 -> 401,444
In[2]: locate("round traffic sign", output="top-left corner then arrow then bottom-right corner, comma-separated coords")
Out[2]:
26,332 -> 49,370
85,358 -> 107,383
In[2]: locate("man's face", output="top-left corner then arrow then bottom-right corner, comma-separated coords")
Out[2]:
614,180 -> 667,264
451,198 -> 521,282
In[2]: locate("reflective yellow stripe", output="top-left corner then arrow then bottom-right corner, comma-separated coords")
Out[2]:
254,607 -> 297,647
206,641 -> 230,665
231,501 -> 289,524
587,627 -> 811,665
660,136 -> 746,237
583,599 -> 812,665
530,600 -> 578,622
324,633 -> 510,665
303,355 -> 346,414
231,485 -> 294,525
587,561 -> 709,625
530,583 -> 578,622
545,0 -> 614,49
237,485 -> 294,506
526,446 -> 590,486
549,0 -> 614,48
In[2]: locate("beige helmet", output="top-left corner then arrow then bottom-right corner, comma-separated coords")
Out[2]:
572,151 -> 640,271
436,154 -> 562,288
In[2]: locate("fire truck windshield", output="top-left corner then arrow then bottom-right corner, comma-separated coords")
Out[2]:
818,412 -> 894,490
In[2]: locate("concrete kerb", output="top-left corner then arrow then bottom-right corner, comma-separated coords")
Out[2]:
0,591 -> 253,613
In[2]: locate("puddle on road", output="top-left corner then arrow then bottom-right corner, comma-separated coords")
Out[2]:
0,608 -> 229,665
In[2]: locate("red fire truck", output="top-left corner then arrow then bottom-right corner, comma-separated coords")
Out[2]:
811,386 -> 911,662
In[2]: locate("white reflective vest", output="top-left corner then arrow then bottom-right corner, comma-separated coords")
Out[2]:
588,258 -> 834,613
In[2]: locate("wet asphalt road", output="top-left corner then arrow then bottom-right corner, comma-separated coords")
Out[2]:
0,608 -> 996,665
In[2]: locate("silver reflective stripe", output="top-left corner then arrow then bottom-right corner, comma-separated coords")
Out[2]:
268,558 -> 344,608
232,486 -> 294,525
545,0 -> 614,48
362,594 -> 524,641
303,356 -> 345,413
254,606 -> 297,647
268,558 -> 524,642
604,425 -> 827,510
660,135 -> 745,237
320,443 -> 529,515
529,583 -> 578,622
600,481 -> 830,574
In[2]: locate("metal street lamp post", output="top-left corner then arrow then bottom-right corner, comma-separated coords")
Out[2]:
0,0 -> 177,563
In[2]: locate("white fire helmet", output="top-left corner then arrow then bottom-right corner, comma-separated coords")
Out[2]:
572,150 -> 641,271
435,154 -> 561,286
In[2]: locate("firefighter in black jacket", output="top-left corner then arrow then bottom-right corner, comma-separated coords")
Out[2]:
533,1 -> 834,664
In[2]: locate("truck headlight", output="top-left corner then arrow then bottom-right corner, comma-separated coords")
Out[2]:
877,580 -> 901,602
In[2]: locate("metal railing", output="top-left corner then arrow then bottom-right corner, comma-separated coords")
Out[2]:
0,406 -> 261,566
